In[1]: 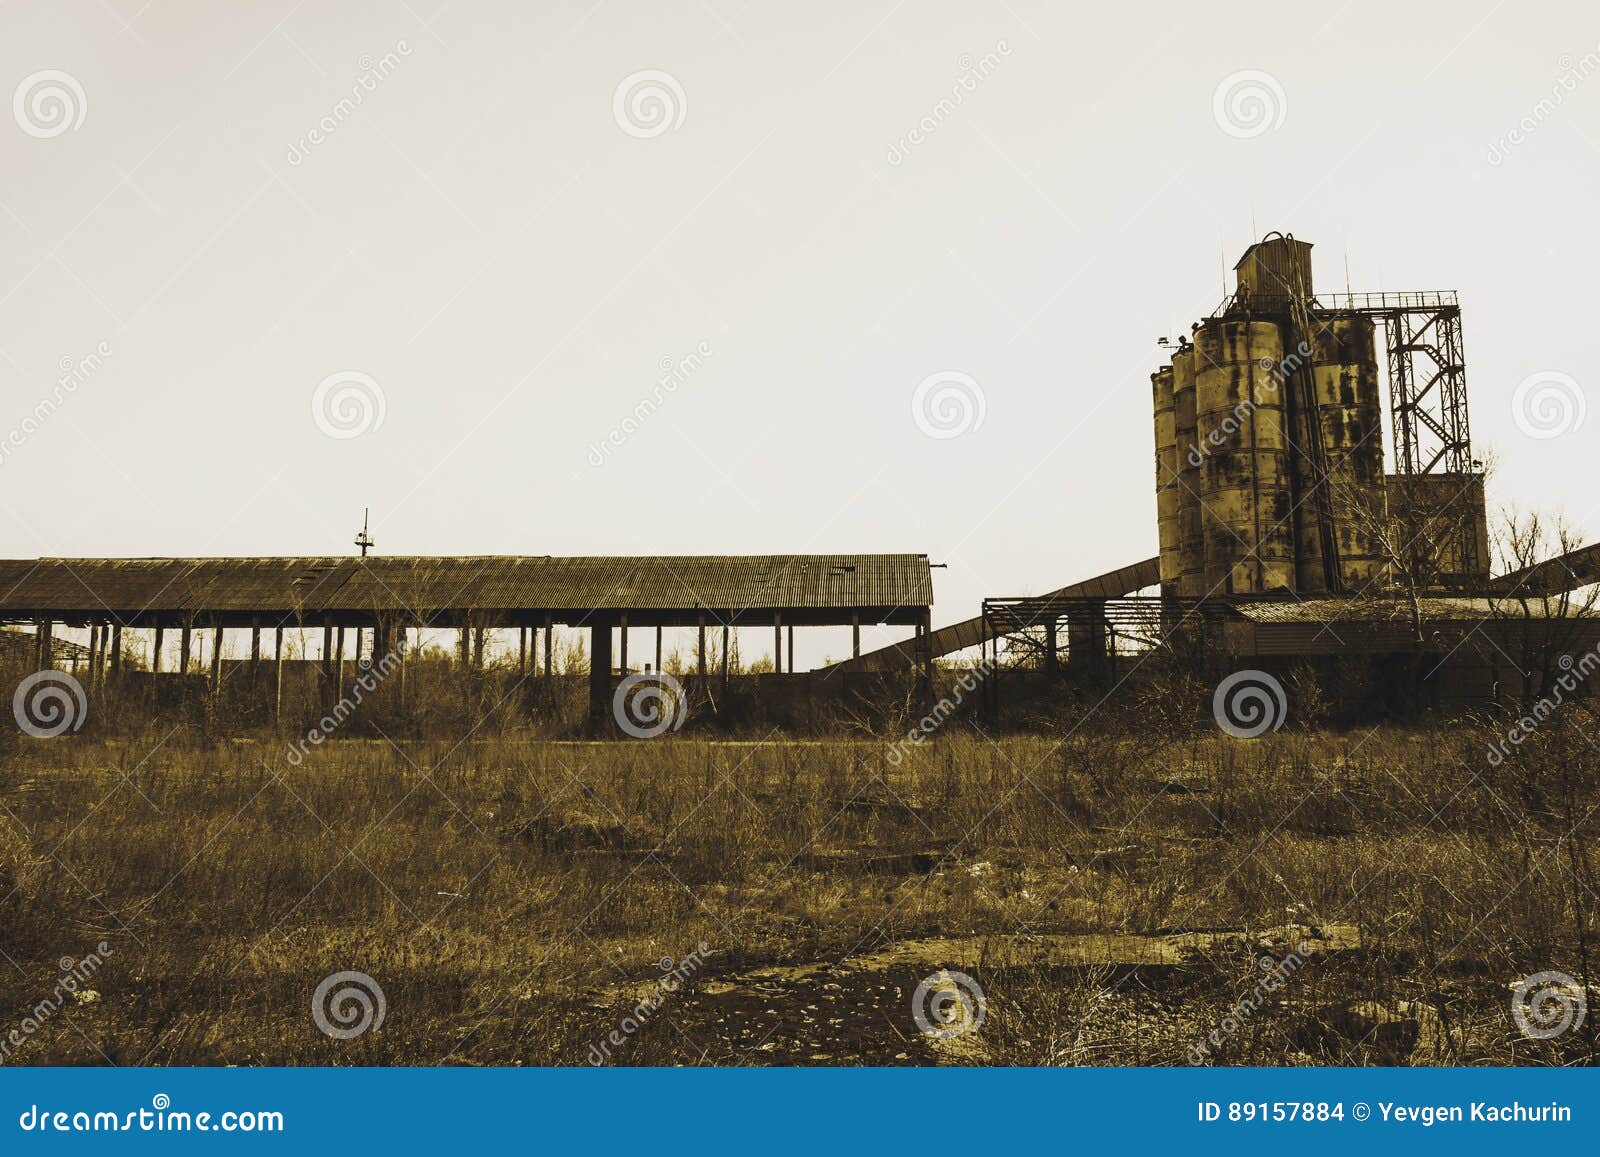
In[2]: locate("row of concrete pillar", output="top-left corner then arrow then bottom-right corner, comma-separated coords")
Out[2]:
24,607 -> 932,728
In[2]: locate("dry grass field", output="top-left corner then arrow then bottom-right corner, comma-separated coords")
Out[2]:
4,695 -> 1599,1067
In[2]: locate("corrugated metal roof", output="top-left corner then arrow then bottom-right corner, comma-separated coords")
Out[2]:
0,554 -> 932,617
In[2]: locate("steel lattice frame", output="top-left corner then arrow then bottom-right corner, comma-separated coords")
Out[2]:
1317,292 -> 1473,476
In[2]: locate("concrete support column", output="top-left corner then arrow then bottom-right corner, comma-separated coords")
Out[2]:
273,626 -> 285,728
917,610 -> 934,711
395,626 -> 408,706
1067,599 -> 1109,681
210,624 -> 224,695
588,619 -> 613,721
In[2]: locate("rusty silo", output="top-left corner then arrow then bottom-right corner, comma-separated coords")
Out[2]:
1172,345 -> 1203,595
1194,318 -> 1295,594
1307,314 -> 1387,590
1152,365 -> 1181,592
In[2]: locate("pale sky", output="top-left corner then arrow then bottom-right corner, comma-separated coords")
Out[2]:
2,0 -> 1597,666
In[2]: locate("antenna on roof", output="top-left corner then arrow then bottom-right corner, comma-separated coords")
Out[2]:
354,508 -> 374,558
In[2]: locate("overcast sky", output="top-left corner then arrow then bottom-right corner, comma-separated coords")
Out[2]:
2,0 -> 1597,664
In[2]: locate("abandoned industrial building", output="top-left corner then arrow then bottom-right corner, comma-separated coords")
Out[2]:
4,234 -> 1596,728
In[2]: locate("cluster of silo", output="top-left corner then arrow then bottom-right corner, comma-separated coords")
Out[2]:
1152,236 -> 1386,598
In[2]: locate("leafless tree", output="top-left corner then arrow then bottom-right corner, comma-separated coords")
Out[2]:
1489,506 -> 1600,707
